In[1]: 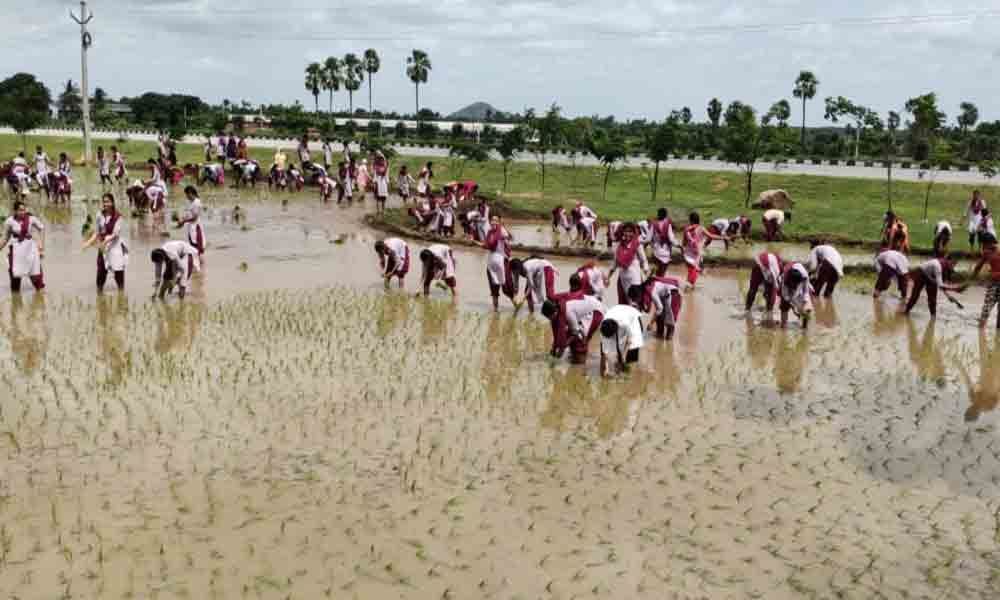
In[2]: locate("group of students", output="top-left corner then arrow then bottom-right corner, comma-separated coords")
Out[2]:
5,145 -> 128,203
2,180 -> 207,298
876,190 -> 1000,327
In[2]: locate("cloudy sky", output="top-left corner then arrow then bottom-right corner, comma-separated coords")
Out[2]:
3,0 -> 998,125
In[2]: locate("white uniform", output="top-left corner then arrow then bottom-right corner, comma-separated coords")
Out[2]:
96,213 -> 128,272
517,258 -> 557,305
636,220 -> 652,245
565,295 -> 605,340
875,250 -> 909,276
935,221 -> 952,237
398,173 -> 414,197
417,169 -> 431,195
34,152 -> 49,186
917,259 -> 946,287
616,246 -> 649,298
184,197 -> 206,252
780,263 -> 814,315
650,219 -> 677,265
382,238 -> 409,276
426,244 -> 456,281
579,264 -> 607,300
969,200 -> 987,235
600,304 -> 644,359
763,209 -> 785,225
806,245 -> 844,277
322,142 -> 333,167
160,240 -> 201,292
4,216 -> 44,278
648,278 -> 682,326
485,229 -> 511,287
755,252 -> 782,286
711,218 -> 730,234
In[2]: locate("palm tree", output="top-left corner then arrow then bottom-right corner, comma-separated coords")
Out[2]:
792,70 -> 818,149
321,57 -> 342,122
363,49 -> 381,114
343,53 -> 364,114
406,49 -> 432,116
958,101 -> 979,137
304,62 -> 323,112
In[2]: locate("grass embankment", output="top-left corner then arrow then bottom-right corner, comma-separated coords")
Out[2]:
2,133 -> 991,251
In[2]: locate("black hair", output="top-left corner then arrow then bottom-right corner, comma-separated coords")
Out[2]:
809,239 -> 821,248
13,200 -> 25,211
657,208 -> 667,220
600,319 -> 619,338
148,158 -> 157,165
627,284 -> 644,304
374,240 -> 387,254
419,249 -> 433,262
784,268 -> 805,288
784,211 -> 792,222
510,258 -> 524,275
150,248 -> 167,263
541,300 -> 558,320
688,211 -> 700,225
184,185 -> 198,196
568,273 -> 582,291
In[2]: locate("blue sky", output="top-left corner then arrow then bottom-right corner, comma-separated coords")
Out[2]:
3,0 -> 998,125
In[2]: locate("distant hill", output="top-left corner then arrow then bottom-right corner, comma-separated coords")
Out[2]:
447,102 -> 500,121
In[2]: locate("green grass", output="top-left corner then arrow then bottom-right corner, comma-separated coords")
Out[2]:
2,133 -> 990,250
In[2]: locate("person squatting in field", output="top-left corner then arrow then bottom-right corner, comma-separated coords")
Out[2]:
903,257 -> 966,318
419,243 -> 457,300
510,256 -> 557,314
151,240 -> 200,299
541,274 -> 605,364
806,242 -> 844,298
375,238 -> 410,289
600,285 -> 646,377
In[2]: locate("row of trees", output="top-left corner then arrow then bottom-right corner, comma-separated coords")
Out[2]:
304,49 -> 431,118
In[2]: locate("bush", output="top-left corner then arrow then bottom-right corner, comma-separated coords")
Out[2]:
901,161 -> 911,169
702,154 -> 714,160
912,139 -> 930,161
845,159 -> 856,166
795,158 -> 805,164
416,121 -> 436,140
367,121 -> 382,137
829,159 -> 839,166
811,158 -> 822,165
393,121 -> 407,139
959,163 -> 972,172
864,161 -> 874,167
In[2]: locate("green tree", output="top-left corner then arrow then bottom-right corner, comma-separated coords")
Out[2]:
643,118 -> 678,203
722,101 -> 771,208
448,141 -> 489,178
792,70 -> 818,149
321,57 -> 342,122
680,107 -> 692,125
406,49 -> 432,115
879,111 -> 901,211
92,87 -> 107,114
768,99 -> 791,128
586,129 -> 628,201
823,96 -> 879,159
525,103 -> 564,192
496,127 -> 525,192
958,101 -> 979,137
304,62 -> 322,112
562,118 -> 591,190
58,79 -> 82,121
904,93 -> 945,159
707,98 -> 722,130
0,73 -> 52,152
343,53 -> 364,114
363,49 -> 380,114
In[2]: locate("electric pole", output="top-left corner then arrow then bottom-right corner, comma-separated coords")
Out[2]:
70,1 -> 94,164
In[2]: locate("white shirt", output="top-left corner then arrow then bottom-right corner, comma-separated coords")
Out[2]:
35,152 -> 49,173
565,295 -> 605,339
763,209 -> 784,224
806,245 -> 844,277
918,259 -> 945,287
600,304 -> 644,358
875,250 -> 909,274
712,218 -> 730,233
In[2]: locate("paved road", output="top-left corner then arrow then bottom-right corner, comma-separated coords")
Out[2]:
4,126 -> 994,185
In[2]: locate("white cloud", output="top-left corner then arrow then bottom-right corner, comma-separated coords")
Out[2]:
0,0 -> 997,123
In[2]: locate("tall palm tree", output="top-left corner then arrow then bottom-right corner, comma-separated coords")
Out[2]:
363,49 -> 381,115
792,70 -> 819,149
304,62 -> 323,112
343,53 -> 364,114
406,49 -> 431,116
321,57 -> 342,123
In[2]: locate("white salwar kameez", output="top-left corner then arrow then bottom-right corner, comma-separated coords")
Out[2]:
4,216 -> 44,278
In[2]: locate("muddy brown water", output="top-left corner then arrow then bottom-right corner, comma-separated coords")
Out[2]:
2,171 -> 1000,599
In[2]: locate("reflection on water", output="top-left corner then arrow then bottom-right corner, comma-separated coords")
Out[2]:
960,332 -> 1000,422
3,171 -> 1000,598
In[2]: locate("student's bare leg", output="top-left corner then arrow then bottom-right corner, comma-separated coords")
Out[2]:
904,277 -> 924,314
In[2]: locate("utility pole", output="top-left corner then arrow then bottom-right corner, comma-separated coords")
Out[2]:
70,1 -> 94,164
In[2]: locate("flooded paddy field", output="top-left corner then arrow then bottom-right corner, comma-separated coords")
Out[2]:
2,174 -> 1000,599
